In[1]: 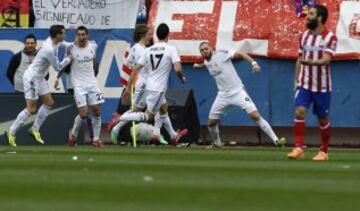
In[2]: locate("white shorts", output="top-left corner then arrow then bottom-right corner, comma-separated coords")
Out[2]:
74,85 -> 105,108
209,88 -> 257,120
23,72 -> 50,100
133,79 -> 146,109
144,89 -> 166,114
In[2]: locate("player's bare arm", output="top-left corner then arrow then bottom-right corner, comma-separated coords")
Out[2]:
173,62 -> 186,83
233,51 -> 261,73
54,45 -> 74,90
294,55 -> 302,90
54,63 -> 73,90
54,68 -> 67,90
300,53 -> 332,66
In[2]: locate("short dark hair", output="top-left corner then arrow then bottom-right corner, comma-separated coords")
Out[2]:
156,23 -> 169,40
133,24 -> 148,42
50,25 -> 65,38
76,25 -> 88,35
199,42 -> 210,48
24,33 -> 36,43
315,5 -> 328,24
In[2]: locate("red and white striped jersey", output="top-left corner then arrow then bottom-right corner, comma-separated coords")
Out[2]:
297,29 -> 337,92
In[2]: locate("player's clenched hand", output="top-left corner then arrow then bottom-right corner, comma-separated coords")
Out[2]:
300,59 -> 314,65
181,76 -> 186,84
54,79 -> 60,90
252,64 -> 261,73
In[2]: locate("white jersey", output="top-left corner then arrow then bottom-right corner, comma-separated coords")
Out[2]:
125,43 -> 148,81
68,41 -> 98,87
27,37 -> 71,77
204,50 -> 244,93
138,42 -> 180,92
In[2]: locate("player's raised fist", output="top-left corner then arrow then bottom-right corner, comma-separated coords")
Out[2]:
252,63 -> 261,73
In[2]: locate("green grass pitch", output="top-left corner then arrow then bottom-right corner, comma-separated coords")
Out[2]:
0,146 -> 359,211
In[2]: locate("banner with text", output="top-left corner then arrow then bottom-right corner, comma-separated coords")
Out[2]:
149,0 -> 360,61
33,0 -> 140,29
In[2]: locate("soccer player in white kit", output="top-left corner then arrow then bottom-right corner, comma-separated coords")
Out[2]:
110,24 -> 188,145
115,23 -> 186,140
5,25 -> 72,147
55,26 -> 104,147
194,42 -> 286,147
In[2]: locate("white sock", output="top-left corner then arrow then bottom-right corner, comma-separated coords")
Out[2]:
71,115 -> 85,137
119,112 -> 147,122
92,116 -> 101,141
161,114 -> 177,139
208,125 -> 221,144
112,110 -> 134,134
9,109 -> 31,135
33,105 -> 50,131
152,113 -> 161,137
256,117 -> 278,143
154,113 -> 163,129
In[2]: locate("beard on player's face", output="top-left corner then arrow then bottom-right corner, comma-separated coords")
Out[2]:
205,51 -> 212,59
306,17 -> 319,30
201,49 -> 211,59
25,45 -> 36,53
24,40 -> 36,53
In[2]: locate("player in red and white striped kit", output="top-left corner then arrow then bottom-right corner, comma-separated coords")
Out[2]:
288,5 -> 337,161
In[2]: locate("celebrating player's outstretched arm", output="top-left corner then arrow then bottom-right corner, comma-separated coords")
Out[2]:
196,41 -> 286,148
193,50 -> 260,73
48,48 -> 72,72
232,51 -> 261,73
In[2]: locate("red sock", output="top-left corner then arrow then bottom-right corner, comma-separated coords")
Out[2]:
294,119 -> 305,148
320,122 -> 331,153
